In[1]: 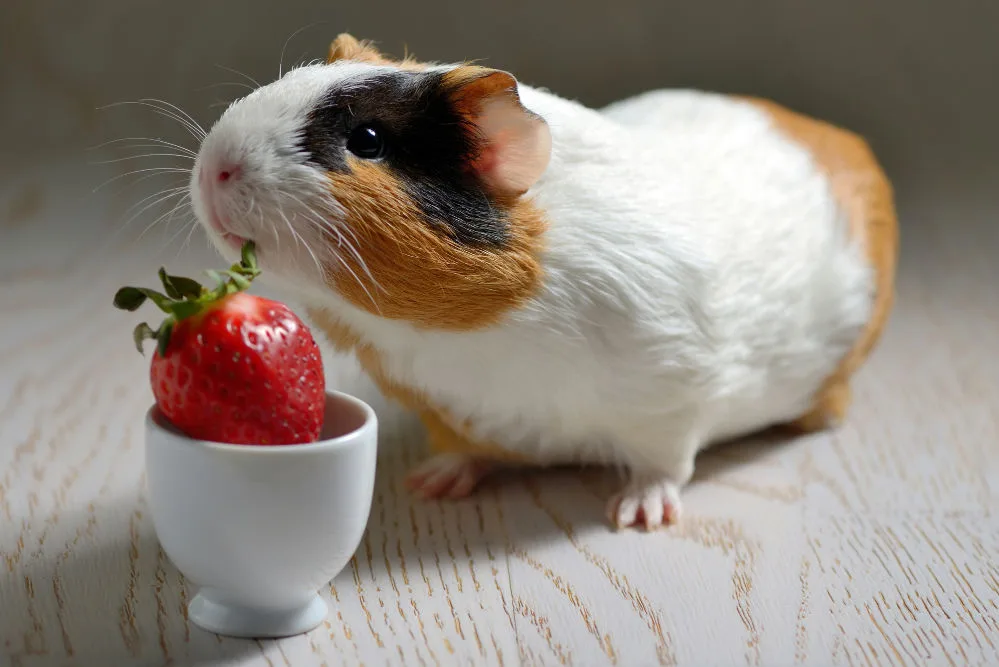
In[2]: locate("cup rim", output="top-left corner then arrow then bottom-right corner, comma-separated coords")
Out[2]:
144,389 -> 377,455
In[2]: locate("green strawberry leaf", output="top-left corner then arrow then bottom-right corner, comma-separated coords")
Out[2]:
173,276 -> 205,298
222,270 -> 252,291
204,269 -> 225,288
158,268 -> 181,299
158,267 -> 203,299
115,286 -> 175,312
241,240 -> 259,272
114,287 -> 148,312
137,288 -> 177,313
132,322 -> 158,355
115,240 -> 263,355
169,301 -> 203,320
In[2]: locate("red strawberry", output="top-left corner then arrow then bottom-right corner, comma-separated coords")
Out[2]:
114,242 -> 325,445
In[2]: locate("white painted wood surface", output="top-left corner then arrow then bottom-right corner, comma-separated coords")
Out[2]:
1,156 -> 998,666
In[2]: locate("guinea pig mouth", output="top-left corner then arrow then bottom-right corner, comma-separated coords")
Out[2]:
219,230 -> 247,250
202,194 -> 247,250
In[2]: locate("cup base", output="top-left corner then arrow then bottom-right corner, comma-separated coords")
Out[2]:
188,589 -> 328,638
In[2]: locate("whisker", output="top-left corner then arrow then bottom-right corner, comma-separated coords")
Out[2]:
88,136 -> 198,157
162,209 -> 195,250
177,216 -> 203,260
291,207 -> 382,310
163,192 -> 193,229
326,215 -> 363,250
284,191 -> 343,234
256,199 -> 280,251
214,64 -> 262,90
284,192 -> 382,295
102,179 -> 185,240
294,210 -> 339,244
245,195 -> 283,251
108,172 -> 188,200
339,236 -> 381,292
91,152 -> 195,165
299,236 -> 325,278
306,195 -> 361,245
92,166 -> 191,193
285,210 -> 325,278
328,247 -> 381,313
297,208 -> 384,297
279,21 -> 327,78
99,101 -> 205,142
95,144 -> 196,158
277,208 -> 303,253
123,184 -> 189,218
196,80 -> 257,94
136,192 -> 192,242
140,98 -> 208,139
122,187 -> 188,231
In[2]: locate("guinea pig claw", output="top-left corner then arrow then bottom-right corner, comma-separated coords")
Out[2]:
607,476 -> 683,531
404,453 -> 494,500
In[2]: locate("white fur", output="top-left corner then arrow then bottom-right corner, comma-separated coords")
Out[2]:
190,63 -> 402,291
192,63 -> 874,524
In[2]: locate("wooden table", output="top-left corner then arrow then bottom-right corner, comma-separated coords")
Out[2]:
2,156 -> 998,666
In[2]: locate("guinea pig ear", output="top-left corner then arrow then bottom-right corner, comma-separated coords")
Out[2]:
442,66 -> 552,197
327,33 -> 386,64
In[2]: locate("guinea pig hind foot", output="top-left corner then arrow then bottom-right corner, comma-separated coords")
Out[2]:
606,422 -> 701,531
404,453 -> 498,500
607,475 -> 684,531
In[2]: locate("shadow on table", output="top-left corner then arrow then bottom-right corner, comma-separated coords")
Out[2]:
355,424 -> 810,586
1,502 -> 268,667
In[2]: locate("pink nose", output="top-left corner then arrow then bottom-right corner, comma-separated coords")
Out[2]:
199,164 -> 241,187
217,165 -> 241,183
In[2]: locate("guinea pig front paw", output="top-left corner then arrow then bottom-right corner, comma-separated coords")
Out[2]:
404,453 -> 496,500
607,475 -> 683,531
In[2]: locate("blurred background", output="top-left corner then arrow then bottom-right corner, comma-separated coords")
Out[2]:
3,0 -> 998,190
2,0 -> 997,309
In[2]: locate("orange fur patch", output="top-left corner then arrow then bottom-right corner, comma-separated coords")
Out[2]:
321,159 -> 547,331
739,96 -> 899,430
326,33 -> 427,71
439,67 -> 512,180
307,307 -> 532,462
440,67 -> 516,111
313,44 -> 548,461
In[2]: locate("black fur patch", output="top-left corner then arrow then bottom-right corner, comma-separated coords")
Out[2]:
298,70 -> 508,247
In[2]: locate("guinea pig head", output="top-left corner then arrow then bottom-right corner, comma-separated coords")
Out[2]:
191,38 -> 551,331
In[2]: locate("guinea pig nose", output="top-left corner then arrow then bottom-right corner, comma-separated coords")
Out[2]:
217,165 -> 241,183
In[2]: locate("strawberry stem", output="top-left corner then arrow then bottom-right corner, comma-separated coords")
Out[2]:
114,241 -> 261,356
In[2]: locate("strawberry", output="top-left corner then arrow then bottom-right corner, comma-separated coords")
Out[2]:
113,242 -> 325,445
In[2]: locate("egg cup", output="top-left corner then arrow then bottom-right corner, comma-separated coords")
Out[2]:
144,390 -> 378,638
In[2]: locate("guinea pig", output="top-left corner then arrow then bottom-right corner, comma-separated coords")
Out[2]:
190,33 -> 898,530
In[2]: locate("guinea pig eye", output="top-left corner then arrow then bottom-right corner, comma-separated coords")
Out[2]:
346,125 -> 386,160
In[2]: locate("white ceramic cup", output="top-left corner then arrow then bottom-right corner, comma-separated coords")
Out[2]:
144,390 -> 378,638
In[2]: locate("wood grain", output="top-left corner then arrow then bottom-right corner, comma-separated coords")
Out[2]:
1,157 -> 997,667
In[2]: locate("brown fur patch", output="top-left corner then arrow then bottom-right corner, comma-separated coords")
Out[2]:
321,158 -> 547,331
307,307 -> 531,462
326,33 -> 427,71
738,96 -> 899,430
